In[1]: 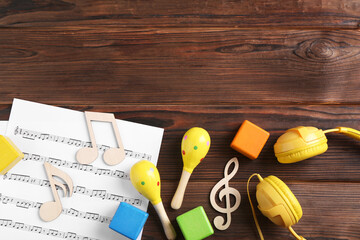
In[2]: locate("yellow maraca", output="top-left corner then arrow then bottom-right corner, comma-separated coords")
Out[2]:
130,160 -> 176,240
171,127 -> 211,210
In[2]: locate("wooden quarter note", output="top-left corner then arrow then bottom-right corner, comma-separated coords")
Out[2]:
39,162 -> 74,222
76,111 -> 125,166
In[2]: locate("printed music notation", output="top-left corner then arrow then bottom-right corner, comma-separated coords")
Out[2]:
3,174 -> 142,206
0,193 -> 112,224
23,152 -> 130,180
14,126 -> 152,161
0,193 -> 42,209
0,218 -> 99,240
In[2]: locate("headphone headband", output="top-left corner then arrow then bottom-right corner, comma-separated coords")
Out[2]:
327,127 -> 360,141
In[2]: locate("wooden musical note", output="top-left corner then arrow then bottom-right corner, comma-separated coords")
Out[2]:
76,111 -> 125,166
39,162 -> 74,222
209,157 -> 241,230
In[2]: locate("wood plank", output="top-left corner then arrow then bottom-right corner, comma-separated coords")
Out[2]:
1,28 -> 360,105
0,0 -> 359,28
146,181 -> 360,239
1,104 -> 359,182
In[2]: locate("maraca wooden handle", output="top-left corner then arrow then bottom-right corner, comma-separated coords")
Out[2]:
153,202 -> 177,240
171,169 -> 191,210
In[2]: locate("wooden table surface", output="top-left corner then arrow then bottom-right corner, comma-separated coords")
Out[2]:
1,1 -> 360,239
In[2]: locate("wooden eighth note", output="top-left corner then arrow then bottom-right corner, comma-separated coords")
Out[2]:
210,157 -> 241,230
76,111 -> 125,166
40,162 -> 74,222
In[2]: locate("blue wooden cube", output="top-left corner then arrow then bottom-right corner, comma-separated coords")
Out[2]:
176,206 -> 214,240
109,202 -> 149,240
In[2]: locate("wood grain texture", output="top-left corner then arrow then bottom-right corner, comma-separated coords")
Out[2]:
1,28 -> 360,105
0,0 -> 359,28
1,0 -> 360,239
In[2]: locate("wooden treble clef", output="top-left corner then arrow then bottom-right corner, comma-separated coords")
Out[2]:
210,157 -> 241,230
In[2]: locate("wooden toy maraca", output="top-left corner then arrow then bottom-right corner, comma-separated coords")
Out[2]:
130,160 -> 176,240
171,127 -> 211,210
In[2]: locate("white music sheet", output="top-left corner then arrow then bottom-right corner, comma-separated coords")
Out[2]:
0,99 -> 164,240
0,121 -> 7,134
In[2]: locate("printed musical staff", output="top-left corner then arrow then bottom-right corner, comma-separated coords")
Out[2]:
0,193 -> 42,209
22,152 -> 129,180
0,193 -> 112,224
3,174 -> 142,206
14,126 -> 152,161
0,218 -> 99,240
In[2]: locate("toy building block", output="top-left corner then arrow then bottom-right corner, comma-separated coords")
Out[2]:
0,135 -> 24,175
109,202 -> 149,240
176,206 -> 214,240
230,120 -> 270,160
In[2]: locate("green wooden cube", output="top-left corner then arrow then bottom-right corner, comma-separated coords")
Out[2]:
176,206 -> 214,240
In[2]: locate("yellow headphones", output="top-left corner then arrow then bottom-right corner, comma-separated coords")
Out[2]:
247,126 -> 360,237
247,174 -> 305,240
274,126 -> 360,164
247,127 -> 360,239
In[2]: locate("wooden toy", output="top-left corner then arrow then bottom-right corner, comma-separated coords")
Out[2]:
210,157 -> 241,230
39,162 -> 74,222
171,127 -> 211,210
0,135 -> 24,175
176,206 -> 214,240
109,202 -> 149,240
76,111 -> 125,166
230,120 -> 270,160
130,160 -> 176,240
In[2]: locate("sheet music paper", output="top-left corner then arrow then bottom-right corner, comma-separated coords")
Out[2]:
0,121 -> 7,134
0,99 -> 164,240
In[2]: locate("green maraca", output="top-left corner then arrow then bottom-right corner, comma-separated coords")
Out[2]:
171,127 -> 211,209
130,160 -> 176,240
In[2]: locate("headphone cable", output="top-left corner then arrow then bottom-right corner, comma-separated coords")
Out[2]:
288,226 -> 306,240
247,173 -> 264,240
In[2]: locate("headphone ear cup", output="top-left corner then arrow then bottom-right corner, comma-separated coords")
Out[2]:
266,176 -> 303,222
274,126 -> 328,163
276,142 -> 328,164
256,176 -> 303,228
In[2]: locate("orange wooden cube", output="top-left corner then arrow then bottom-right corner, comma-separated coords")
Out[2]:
230,120 -> 270,160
